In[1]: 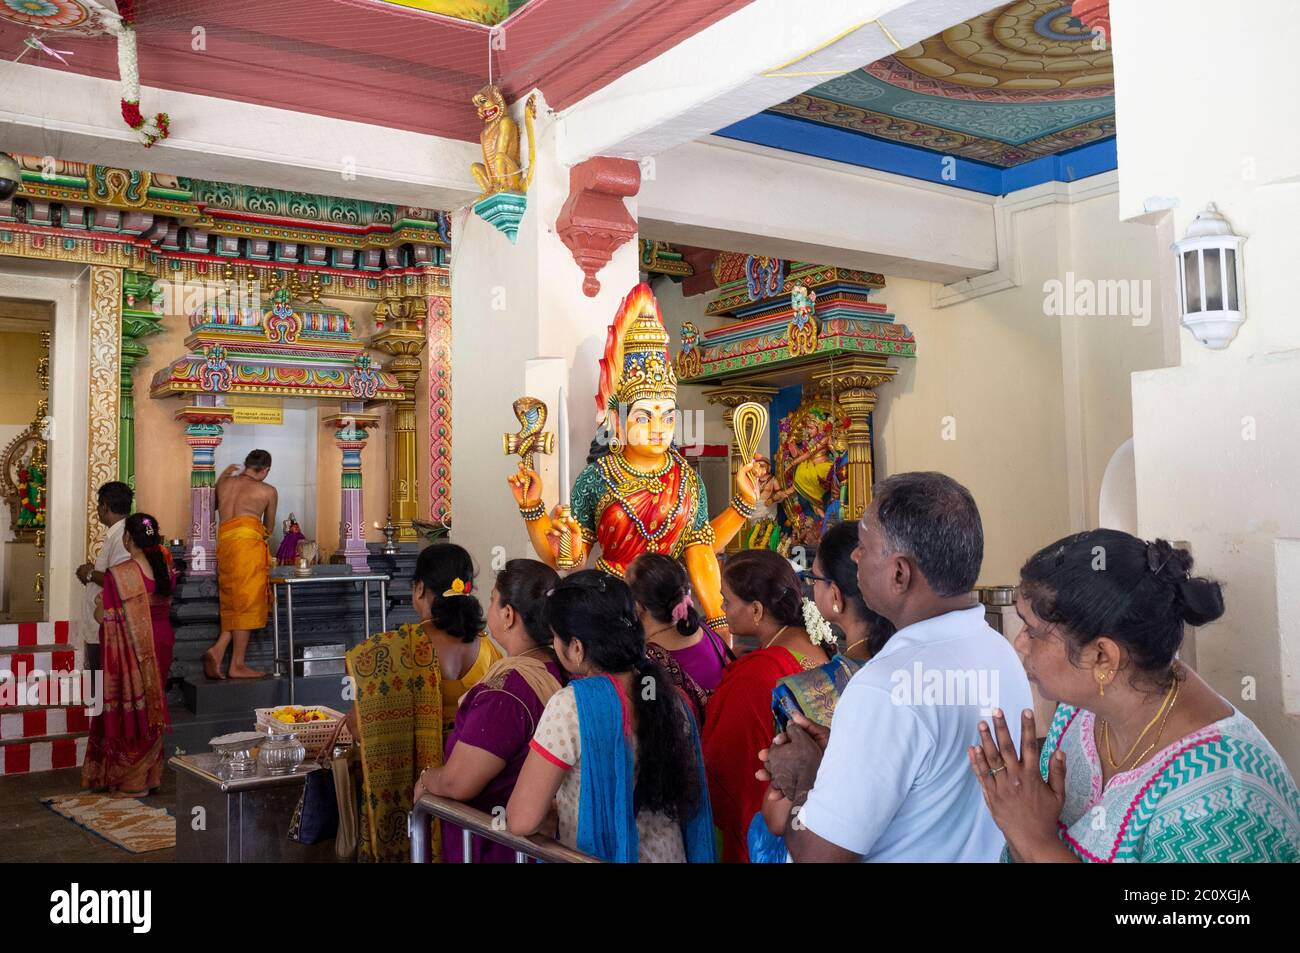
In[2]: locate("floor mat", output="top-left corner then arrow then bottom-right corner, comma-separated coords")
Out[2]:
39,793 -> 176,854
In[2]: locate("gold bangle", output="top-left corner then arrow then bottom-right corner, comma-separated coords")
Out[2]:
518,501 -> 545,521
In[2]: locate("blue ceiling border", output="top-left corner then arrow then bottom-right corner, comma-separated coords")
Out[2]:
715,112 -> 1117,197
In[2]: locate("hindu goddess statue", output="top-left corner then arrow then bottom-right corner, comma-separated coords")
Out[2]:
507,283 -> 758,635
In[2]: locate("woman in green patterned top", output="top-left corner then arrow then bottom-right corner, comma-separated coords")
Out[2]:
969,529 -> 1299,863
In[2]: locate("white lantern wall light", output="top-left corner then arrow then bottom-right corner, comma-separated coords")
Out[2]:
1173,203 -> 1246,349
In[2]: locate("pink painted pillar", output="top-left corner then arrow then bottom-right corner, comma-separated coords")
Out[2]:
326,402 -> 377,572
177,401 -> 233,576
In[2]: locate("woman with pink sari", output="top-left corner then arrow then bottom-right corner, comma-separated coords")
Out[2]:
82,513 -> 176,798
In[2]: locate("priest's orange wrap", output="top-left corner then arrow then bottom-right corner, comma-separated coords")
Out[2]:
217,516 -> 271,630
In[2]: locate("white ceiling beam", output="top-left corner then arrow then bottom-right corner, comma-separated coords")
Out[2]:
554,0 -> 1000,165
0,62 -> 480,210
640,137 -> 999,283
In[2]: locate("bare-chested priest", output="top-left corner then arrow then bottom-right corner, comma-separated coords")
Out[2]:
203,450 -> 277,679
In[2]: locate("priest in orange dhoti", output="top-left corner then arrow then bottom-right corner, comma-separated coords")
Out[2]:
204,450 -> 277,680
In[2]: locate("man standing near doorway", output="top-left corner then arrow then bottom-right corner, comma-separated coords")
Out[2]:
75,481 -> 133,672
204,449 -> 276,679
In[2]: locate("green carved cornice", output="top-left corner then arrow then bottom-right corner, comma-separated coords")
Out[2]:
121,270 -> 165,342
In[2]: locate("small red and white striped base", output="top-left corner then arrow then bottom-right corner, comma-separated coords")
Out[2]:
0,736 -> 87,775
0,621 -> 72,648
1,707 -> 91,739
0,621 -> 89,776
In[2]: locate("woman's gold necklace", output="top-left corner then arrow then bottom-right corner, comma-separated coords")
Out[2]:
763,625 -> 790,649
645,623 -> 677,642
1102,678 -> 1179,771
845,638 -> 868,658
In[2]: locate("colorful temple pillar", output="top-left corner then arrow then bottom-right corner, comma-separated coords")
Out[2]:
370,294 -> 427,543
325,403 -> 379,571
176,402 -> 233,576
119,271 -> 164,490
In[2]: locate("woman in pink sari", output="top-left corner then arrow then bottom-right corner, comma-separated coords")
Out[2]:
82,513 -> 176,798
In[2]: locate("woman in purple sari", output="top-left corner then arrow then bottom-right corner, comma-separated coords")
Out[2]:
415,559 -> 566,863
627,554 -> 733,724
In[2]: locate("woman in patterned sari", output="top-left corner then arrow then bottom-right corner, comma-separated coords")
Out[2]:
345,543 -> 494,862
701,550 -> 829,862
970,530 -> 1300,863
82,514 -> 175,798
507,571 -> 714,863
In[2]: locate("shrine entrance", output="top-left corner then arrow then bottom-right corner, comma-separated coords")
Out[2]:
0,297 -> 51,623
213,401 -> 320,544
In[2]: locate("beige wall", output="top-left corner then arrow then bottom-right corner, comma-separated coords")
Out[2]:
652,183 -> 1170,586
0,330 -> 44,424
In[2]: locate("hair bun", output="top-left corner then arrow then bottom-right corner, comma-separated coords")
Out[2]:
1176,576 -> 1225,627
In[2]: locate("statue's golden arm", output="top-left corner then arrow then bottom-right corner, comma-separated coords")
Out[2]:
684,542 -> 729,644
709,506 -> 748,554
508,465 -> 588,569
519,510 -> 589,571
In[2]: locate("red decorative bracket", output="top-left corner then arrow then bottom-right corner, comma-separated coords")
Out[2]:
1071,0 -> 1110,40
556,157 -> 641,297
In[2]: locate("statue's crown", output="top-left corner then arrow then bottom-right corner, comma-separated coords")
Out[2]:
616,307 -> 676,407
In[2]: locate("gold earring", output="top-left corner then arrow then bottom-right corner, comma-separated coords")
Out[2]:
833,604 -> 840,613
1096,670 -> 1109,697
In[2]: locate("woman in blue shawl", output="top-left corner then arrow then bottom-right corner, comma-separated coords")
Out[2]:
508,570 -> 715,863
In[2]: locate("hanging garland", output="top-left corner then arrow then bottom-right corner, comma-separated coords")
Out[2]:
114,1 -> 169,147
0,0 -> 172,147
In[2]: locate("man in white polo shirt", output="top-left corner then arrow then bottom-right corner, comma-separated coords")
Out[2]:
764,471 -> 1032,862
74,481 -> 132,673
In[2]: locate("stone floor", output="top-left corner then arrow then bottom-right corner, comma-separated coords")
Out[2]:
0,767 -> 176,863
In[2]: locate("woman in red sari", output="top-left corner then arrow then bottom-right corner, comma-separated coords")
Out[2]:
702,550 -> 828,862
82,513 -> 176,798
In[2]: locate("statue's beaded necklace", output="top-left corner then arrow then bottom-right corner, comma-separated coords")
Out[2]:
599,448 -> 689,546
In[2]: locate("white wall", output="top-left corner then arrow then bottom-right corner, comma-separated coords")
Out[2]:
1114,0 -> 1300,769
215,404 -> 318,544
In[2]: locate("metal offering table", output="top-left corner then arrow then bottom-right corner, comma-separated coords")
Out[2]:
271,572 -> 390,703
170,753 -> 335,863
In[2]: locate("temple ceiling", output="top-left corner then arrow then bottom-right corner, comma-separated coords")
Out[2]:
723,0 -> 1116,182
0,0 -> 754,139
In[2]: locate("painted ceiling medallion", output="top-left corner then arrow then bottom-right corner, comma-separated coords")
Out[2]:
894,0 -> 1111,92
379,0 -> 532,27
765,0 -> 1115,168
0,0 -> 97,31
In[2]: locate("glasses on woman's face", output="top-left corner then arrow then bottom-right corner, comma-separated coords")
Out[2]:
799,570 -> 832,586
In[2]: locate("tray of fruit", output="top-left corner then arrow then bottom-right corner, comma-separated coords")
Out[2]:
254,705 -> 350,756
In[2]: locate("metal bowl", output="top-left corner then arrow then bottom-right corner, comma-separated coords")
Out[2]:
976,586 -> 1016,607
210,731 -> 264,777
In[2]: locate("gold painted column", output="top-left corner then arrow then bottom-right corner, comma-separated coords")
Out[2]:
370,294 -> 427,543
86,266 -> 122,561
812,358 -> 897,522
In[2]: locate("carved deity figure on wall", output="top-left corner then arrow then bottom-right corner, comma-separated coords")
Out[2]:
470,86 -> 538,199
775,398 -> 849,545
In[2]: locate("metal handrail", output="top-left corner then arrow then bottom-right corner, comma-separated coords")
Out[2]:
409,793 -> 601,864
270,572 -> 389,704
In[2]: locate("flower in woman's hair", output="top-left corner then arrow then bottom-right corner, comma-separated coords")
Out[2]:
442,577 -> 471,597
802,598 -> 835,646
